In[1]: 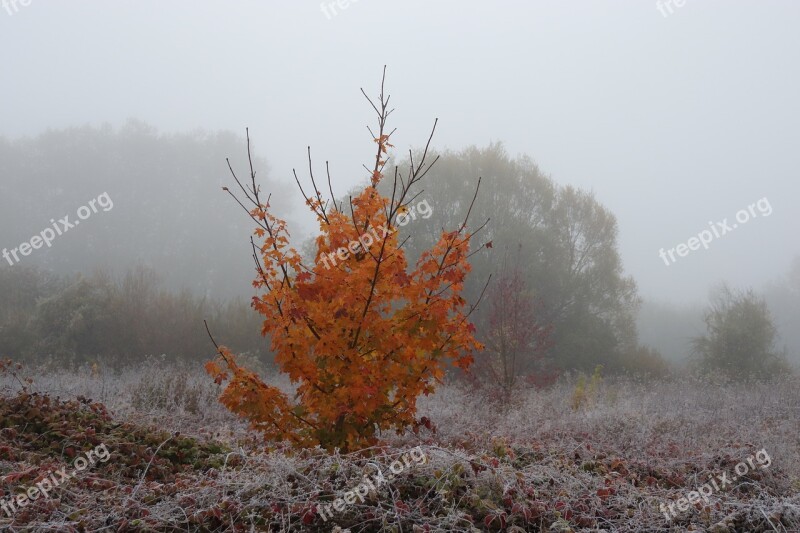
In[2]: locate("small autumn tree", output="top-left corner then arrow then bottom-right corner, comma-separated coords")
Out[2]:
206,69 -> 488,451
476,245 -> 553,401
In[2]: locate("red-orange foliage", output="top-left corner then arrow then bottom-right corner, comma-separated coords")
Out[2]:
479,247 -> 554,397
206,71 -> 487,451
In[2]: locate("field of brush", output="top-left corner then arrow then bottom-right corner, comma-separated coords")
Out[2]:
1,360 -> 799,532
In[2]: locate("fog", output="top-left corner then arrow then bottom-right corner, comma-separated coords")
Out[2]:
2,4 -> 800,530
2,1 -> 799,366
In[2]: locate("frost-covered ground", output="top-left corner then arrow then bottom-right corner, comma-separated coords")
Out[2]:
1,360 -> 798,532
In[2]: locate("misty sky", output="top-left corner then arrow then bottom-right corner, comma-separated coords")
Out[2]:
2,1 -> 798,305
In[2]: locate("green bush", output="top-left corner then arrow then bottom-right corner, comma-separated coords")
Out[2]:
692,285 -> 791,380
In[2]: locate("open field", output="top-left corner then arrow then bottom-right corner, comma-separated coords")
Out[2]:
1,361 -> 798,532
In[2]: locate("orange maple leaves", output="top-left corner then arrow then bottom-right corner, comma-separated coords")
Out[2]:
206,71 -> 485,451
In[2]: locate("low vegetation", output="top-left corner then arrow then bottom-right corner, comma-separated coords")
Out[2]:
1,360 -> 798,531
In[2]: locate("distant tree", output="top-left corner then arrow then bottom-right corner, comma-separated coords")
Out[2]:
388,145 -> 640,372
545,185 -> 640,370
0,267 -> 64,360
31,275 -> 115,363
616,344 -> 671,378
476,246 -> 553,398
692,285 -> 790,379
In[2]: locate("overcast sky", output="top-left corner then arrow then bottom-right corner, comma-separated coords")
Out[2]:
2,1 -> 798,305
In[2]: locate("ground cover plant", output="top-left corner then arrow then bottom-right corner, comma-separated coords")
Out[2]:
1,360 -> 798,531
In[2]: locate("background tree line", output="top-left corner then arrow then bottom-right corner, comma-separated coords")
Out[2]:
0,265 -> 270,368
0,124 -> 796,379
0,120 -> 291,301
